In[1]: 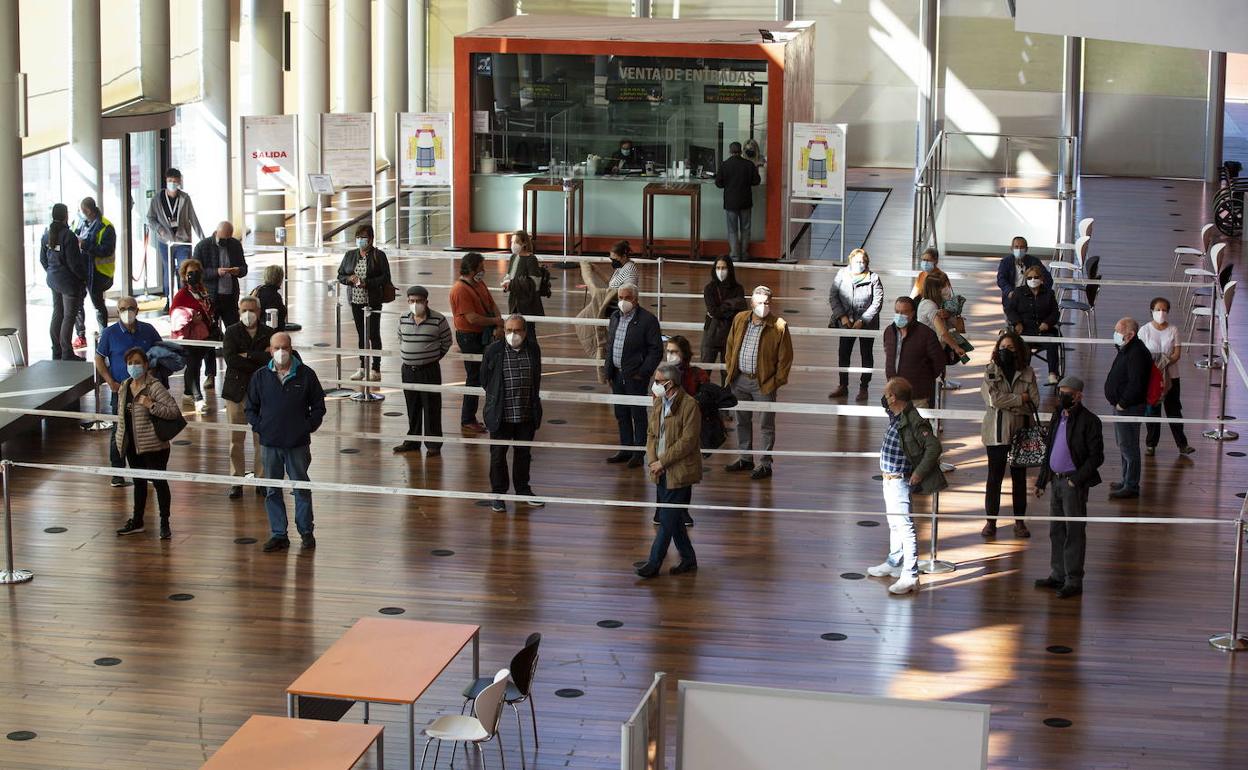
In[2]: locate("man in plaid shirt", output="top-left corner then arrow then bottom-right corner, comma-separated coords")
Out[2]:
480,315 -> 544,513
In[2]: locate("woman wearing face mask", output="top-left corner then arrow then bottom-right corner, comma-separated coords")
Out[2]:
169,258 -> 216,411
701,257 -> 746,375
1138,296 -> 1194,457
114,347 -> 181,540
252,264 -> 288,331
911,247 -> 951,300
828,248 -> 884,401
743,138 -> 765,167
665,335 -> 710,396
917,273 -> 967,363
337,224 -> 392,381
501,230 -> 545,333
1005,265 -> 1062,384
980,332 -> 1038,538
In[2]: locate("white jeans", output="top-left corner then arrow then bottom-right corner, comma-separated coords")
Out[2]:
882,477 -> 918,578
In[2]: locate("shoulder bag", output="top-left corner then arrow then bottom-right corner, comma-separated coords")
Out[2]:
1007,405 -> 1047,468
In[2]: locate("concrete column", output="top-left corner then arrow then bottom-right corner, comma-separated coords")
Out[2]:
248,0 -> 285,235
0,2 -> 25,357
1206,51 -> 1227,184
337,0 -> 371,113
467,0 -> 511,32
633,0 -> 651,18
774,0 -> 794,21
915,0 -> 938,166
197,0 -> 232,223
380,0 -> 407,165
1060,36 -> 1083,239
407,0 -> 426,112
138,0 -> 170,103
66,0 -> 102,208
299,0 -> 329,208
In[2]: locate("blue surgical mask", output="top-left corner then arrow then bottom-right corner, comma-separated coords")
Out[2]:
1113,331 -> 1126,347
920,260 -> 934,272
894,313 -> 909,329
1012,248 -> 1025,259
127,363 -> 145,379
620,148 -> 631,156
356,237 -> 369,249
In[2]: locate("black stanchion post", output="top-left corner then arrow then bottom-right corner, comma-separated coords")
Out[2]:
0,460 -> 33,584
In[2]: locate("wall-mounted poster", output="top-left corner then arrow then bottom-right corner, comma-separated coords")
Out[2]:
320,113 -> 374,188
790,123 -> 847,200
242,115 -> 298,191
399,113 -> 452,187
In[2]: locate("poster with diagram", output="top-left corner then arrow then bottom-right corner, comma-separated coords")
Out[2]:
790,123 -> 847,200
399,113 -> 452,187
320,113 -> 374,188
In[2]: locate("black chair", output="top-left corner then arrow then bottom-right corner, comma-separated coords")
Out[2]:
462,633 -> 542,769
1059,254 -> 1099,336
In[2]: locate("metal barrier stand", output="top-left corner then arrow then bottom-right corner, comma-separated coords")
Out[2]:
325,281 -> 354,398
82,330 -> 111,431
1209,511 -> 1248,652
0,460 -> 32,584
351,307 -> 384,403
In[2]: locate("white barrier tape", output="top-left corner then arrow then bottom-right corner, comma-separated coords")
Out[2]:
8,460 -> 1235,525
1055,277 -> 1212,288
1231,349 -> 1248,392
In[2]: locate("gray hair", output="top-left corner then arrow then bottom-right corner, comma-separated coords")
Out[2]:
238,295 -> 260,310
655,361 -> 681,384
617,282 -> 639,298
752,285 -> 772,297
504,313 -> 527,326
262,264 -> 284,286
1117,317 -> 1140,334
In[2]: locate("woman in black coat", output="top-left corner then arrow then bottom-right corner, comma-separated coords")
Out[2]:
700,256 -> 746,376
336,224 -> 392,381
40,203 -> 88,360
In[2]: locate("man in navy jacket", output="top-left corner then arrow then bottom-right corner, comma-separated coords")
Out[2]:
603,283 -> 663,468
245,332 -> 327,552
1103,318 -> 1152,500
995,235 -> 1051,307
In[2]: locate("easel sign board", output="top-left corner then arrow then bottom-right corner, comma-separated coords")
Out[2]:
242,115 -> 298,191
676,681 -> 989,770
790,122 -> 847,201
308,173 -> 335,196
399,113 -> 452,187
321,113 -> 375,188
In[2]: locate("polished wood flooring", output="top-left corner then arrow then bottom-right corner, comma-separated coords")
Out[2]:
3,170 -> 1248,770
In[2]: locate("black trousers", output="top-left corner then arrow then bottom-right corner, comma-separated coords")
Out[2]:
126,447 -> 171,522
490,420 -> 535,494
49,290 -> 83,360
75,276 -> 111,336
611,371 -> 648,456
401,363 -> 443,450
351,303 -> 383,370
1048,477 -> 1088,586
984,444 -> 1028,522
1146,377 -> 1189,449
456,330 -> 485,425
108,392 -> 123,469
183,346 -> 207,398
837,334 -> 875,388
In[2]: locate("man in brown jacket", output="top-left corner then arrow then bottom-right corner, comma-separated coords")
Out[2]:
882,296 -> 945,407
636,363 -> 701,578
723,286 -> 794,480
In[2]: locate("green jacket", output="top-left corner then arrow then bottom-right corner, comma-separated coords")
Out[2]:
896,403 -> 947,495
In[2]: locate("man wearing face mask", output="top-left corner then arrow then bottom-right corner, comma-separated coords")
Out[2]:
883,297 -> 945,408
146,168 -> 204,306
1034,376 -> 1104,598
480,315 -> 544,513
246,332 -> 327,552
222,296 -> 274,498
1103,318 -> 1152,500
611,139 -> 646,173
910,247 -> 949,300
604,283 -> 663,468
192,221 -> 248,390
995,236 -> 1050,308
635,362 -> 701,579
724,286 -> 794,480
394,286 -> 453,456
95,296 -> 163,487
449,252 -> 504,433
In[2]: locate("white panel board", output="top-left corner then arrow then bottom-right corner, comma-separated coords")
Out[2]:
1015,0 -> 1248,55
677,681 -> 989,770
242,115 -> 298,191
936,193 -> 1061,255
321,113 -> 375,188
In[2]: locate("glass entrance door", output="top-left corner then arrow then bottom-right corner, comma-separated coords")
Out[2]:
104,130 -> 163,298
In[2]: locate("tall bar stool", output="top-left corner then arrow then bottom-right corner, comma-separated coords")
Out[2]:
1188,280 -> 1237,343
1053,217 -> 1094,264
0,327 -> 25,367
1049,235 -> 1089,302
1171,223 -> 1216,280
1181,242 -> 1224,315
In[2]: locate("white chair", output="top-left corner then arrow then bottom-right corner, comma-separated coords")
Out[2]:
1053,217 -> 1094,258
1048,235 -> 1089,302
1171,223 -> 1216,279
1182,242 -> 1225,317
1188,280 -> 1236,343
421,668 -> 511,770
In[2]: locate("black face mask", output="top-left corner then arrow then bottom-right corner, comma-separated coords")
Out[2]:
880,395 -> 891,412
186,271 -> 202,285
994,349 -> 1016,372
1059,393 -> 1077,411
745,150 -> 757,158
610,258 -> 623,269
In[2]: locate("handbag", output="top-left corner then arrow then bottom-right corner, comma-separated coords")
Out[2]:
151,411 -> 188,442
381,281 -> 398,303
1007,406 -> 1047,468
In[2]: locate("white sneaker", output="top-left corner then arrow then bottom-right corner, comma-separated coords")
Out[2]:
194,399 -> 207,414
888,577 -> 920,595
348,369 -> 366,381
367,370 -> 382,382
1048,372 -> 1060,385
867,561 -> 901,578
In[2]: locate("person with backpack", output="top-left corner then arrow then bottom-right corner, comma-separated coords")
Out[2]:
40,203 -> 89,360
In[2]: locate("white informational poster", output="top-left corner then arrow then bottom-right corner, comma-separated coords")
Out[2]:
241,115 -> 298,191
307,173 -> 335,196
790,122 -> 847,201
320,113 -> 374,188
399,113 -> 452,187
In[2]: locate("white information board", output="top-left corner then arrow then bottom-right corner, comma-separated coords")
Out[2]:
677,681 -> 989,770
790,122 -> 847,201
320,113 -> 374,188
307,173 -> 335,196
399,113 -> 452,187
241,115 -> 298,191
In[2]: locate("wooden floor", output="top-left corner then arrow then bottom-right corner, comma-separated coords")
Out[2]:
3,170 -> 1248,770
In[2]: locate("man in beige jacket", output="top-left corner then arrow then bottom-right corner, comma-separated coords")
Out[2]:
723,286 -> 794,480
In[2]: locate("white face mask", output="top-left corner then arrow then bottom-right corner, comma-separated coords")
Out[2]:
666,352 -> 681,363
618,299 -> 635,315
1113,331 -> 1126,347
1012,247 -> 1025,259
715,269 -> 728,282
240,310 -> 257,327
506,332 -> 523,349
410,301 -> 426,316
850,260 -> 865,273
166,182 -> 180,193
752,296 -> 769,318
473,271 -> 486,283
119,309 -> 137,326
356,238 -> 369,250
1026,278 -> 1042,289
511,241 -> 523,255
1152,309 -> 1168,325
651,381 -> 668,398
272,348 -> 291,367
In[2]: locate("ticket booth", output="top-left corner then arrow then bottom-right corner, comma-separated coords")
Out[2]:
453,16 -> 815,260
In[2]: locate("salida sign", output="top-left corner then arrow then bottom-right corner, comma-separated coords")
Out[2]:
252,149 -> 290,176
242,114 -> 297,190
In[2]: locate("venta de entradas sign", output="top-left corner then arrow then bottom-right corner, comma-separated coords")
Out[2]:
618,66 -> 756,85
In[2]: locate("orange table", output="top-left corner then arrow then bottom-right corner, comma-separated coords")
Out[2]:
287,618 -> 480,770
200,715 -> 383,770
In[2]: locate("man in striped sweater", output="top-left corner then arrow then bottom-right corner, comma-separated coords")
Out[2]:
394,285 -> 453,456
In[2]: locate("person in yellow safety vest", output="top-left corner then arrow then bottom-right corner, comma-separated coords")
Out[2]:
74,196 -> 117,348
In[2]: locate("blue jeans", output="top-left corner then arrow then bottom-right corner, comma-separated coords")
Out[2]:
158,241 -> 192,298
647,476 -> 696,568
1114,404 -> 1145,491
882,477 -> 918,578
725,208 -> 752,258
262,444 -> 314,538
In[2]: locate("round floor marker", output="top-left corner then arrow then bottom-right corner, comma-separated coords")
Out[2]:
1228,452 -> 1246,458
820,632 -> 848,641
168,593 -> 194,601
43,526 -> 67,534
474,500 -> 494,507
6,731 -> 35,741
234,537 -> 258,545
94,657 -> 122,666
1163,184 -> 1174,189
555,688 -> 585,698
597,619 -> 623,629
419,271 -> 433,276
548,419 -> 567,425
340,448 -> 360,454
839,572 -> 865,580
800,286 -> 815,290
578,385 -> 596,391
784,309 -> 800,314
173,439 -> 192,446
1169,212 -> 1181,217
1046,645 -> 1073,655
856,520 -> 880,528
313,342 -> 330,347
1238,492 -> 1247,499
869,173 -> 880,177
1043,717 -> 1073,729
431,549 -> 455,557
871,474 -> 883,481
379,607 -> 406,615
384,411 -> 403,417
1173,228 -> 1185,232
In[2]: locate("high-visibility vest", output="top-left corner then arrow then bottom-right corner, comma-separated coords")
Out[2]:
92,217 -> 116,278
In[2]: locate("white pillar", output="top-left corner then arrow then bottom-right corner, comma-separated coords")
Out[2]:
407,0 -> 426,112
1061,36 -> 1083,240
337,0 -> 371,113
138,0 -> 171,103
467,0 -> 511,32
66,0 -> 102,208
1206,51 -> 1227,184
380,0 -> 407,165
248,0 -> 285,235
0,2 -> 25,356
300,0 -> 329,208
915,0 -> 938,166
197,0 -> 232,223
